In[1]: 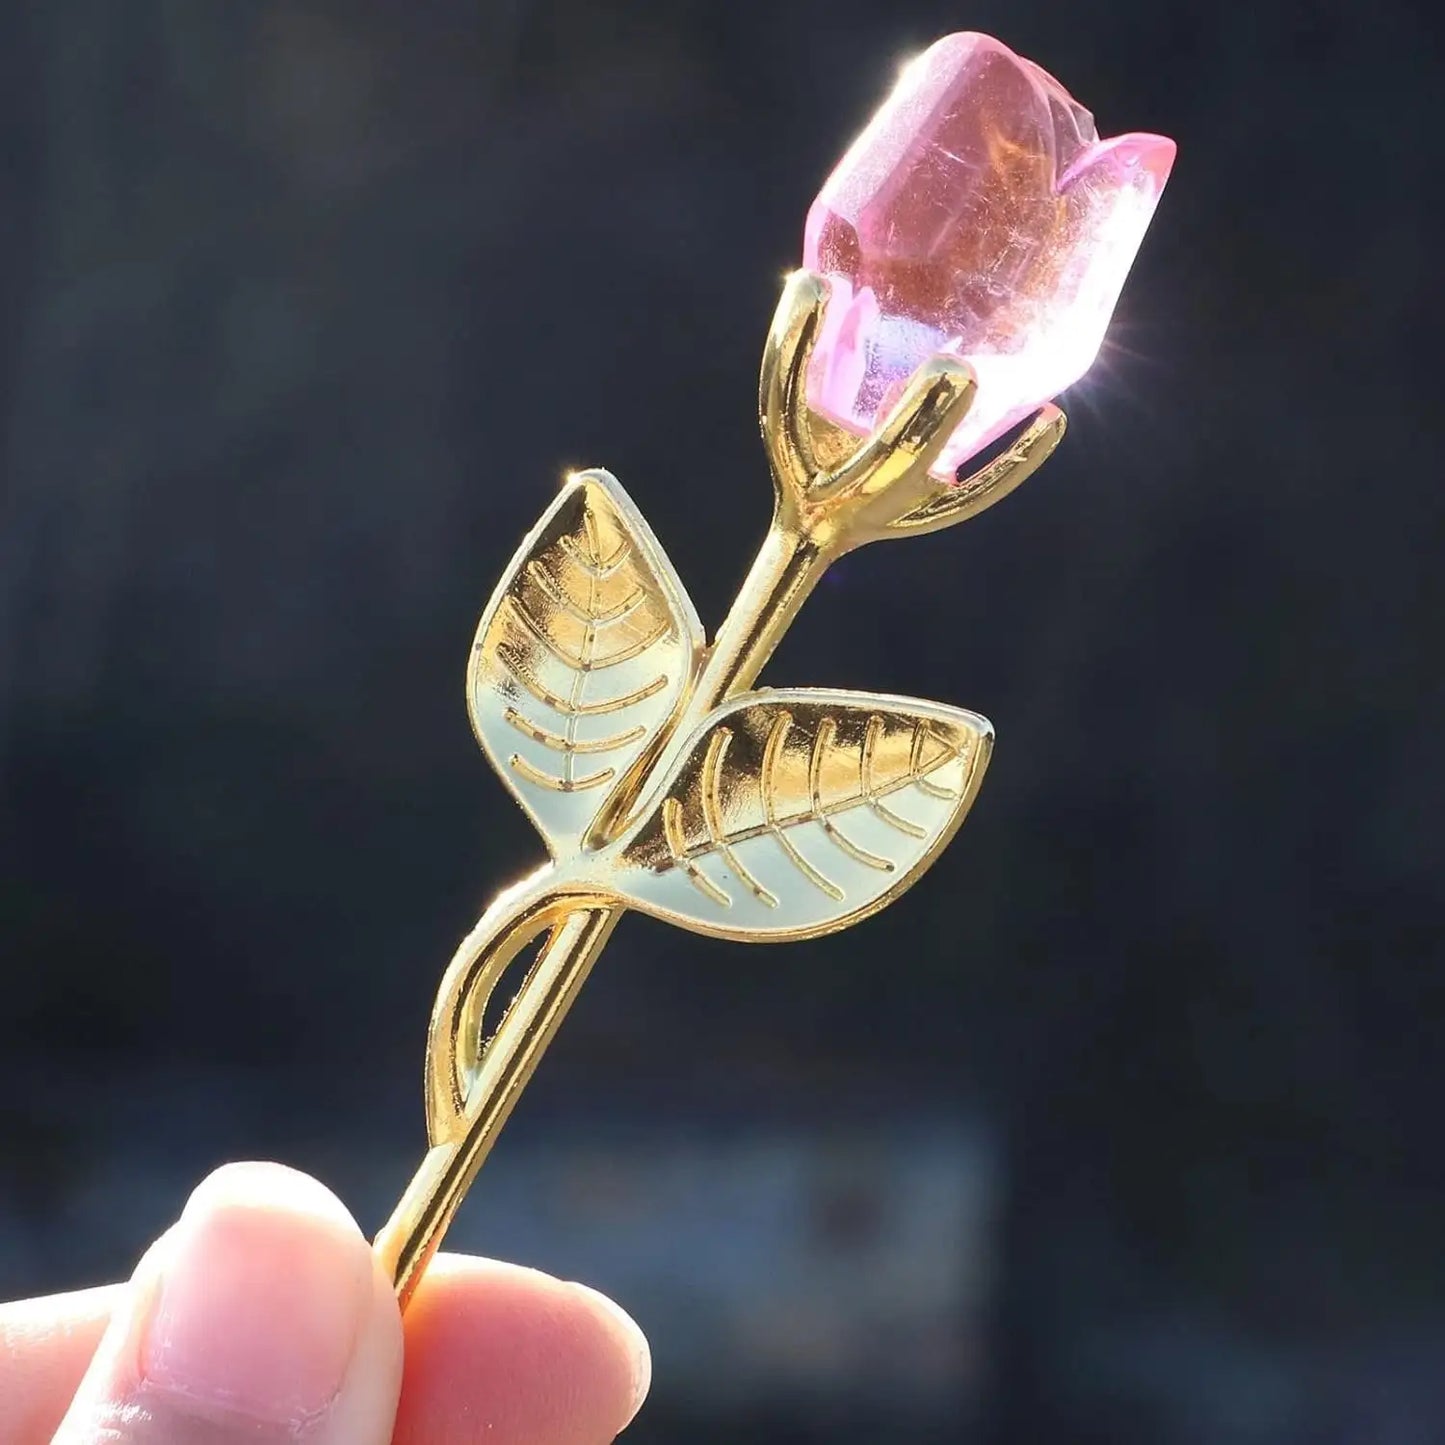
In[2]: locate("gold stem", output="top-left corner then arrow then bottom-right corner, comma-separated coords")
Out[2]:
375,269 -> 1061,1305
375,519 -> 833,1303
693,520 -> 832,709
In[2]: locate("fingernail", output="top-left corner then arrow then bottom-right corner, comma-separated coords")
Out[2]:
138,1163 -> 371,1429
569,1281 -> 652,1420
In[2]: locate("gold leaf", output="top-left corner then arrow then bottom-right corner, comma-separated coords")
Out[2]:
610,689 -> 992,939
468,470 -> 704,855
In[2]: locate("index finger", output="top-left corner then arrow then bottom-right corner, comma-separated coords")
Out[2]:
0,1284 -> 117,1443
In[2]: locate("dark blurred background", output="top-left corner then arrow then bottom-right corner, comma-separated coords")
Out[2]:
1,1 -> 1441,1441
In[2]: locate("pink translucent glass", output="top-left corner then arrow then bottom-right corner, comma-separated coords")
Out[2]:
803,33 -> 1175,478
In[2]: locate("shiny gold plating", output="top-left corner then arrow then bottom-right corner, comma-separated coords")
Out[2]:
373,270 -> 1067,1306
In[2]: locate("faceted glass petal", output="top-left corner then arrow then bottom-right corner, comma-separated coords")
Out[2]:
803,32 -> 1175,478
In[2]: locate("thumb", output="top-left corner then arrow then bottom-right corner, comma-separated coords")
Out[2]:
52,1162 -> 402,1444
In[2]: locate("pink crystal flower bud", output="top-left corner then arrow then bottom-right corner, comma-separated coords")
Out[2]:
804,32 -> 1176,479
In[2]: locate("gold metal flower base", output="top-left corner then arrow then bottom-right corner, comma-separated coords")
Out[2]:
372,271 -> 1067,1306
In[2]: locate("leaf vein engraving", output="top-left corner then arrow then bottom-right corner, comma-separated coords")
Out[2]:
763,712 -> 845,902
505,596 -> 669,673
495,646 -> 668,716
526,561 -> 648,625
502,707 -> 647,755
911,725 -> 962,800
662,713 -> 958,874
664,796 -> 730,907
558,514 -> 602,783
810,717 -> 895,872
559,532 -> 631,578
702,730 -> 779,907
587,619 -> 671,668
509,754 -> 615,793
862,716 -> 929,839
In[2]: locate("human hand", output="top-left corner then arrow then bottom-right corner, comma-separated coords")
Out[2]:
0,1162 -> 650,1443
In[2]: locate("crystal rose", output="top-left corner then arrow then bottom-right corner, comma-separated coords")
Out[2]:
804,32 -> 1175,479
